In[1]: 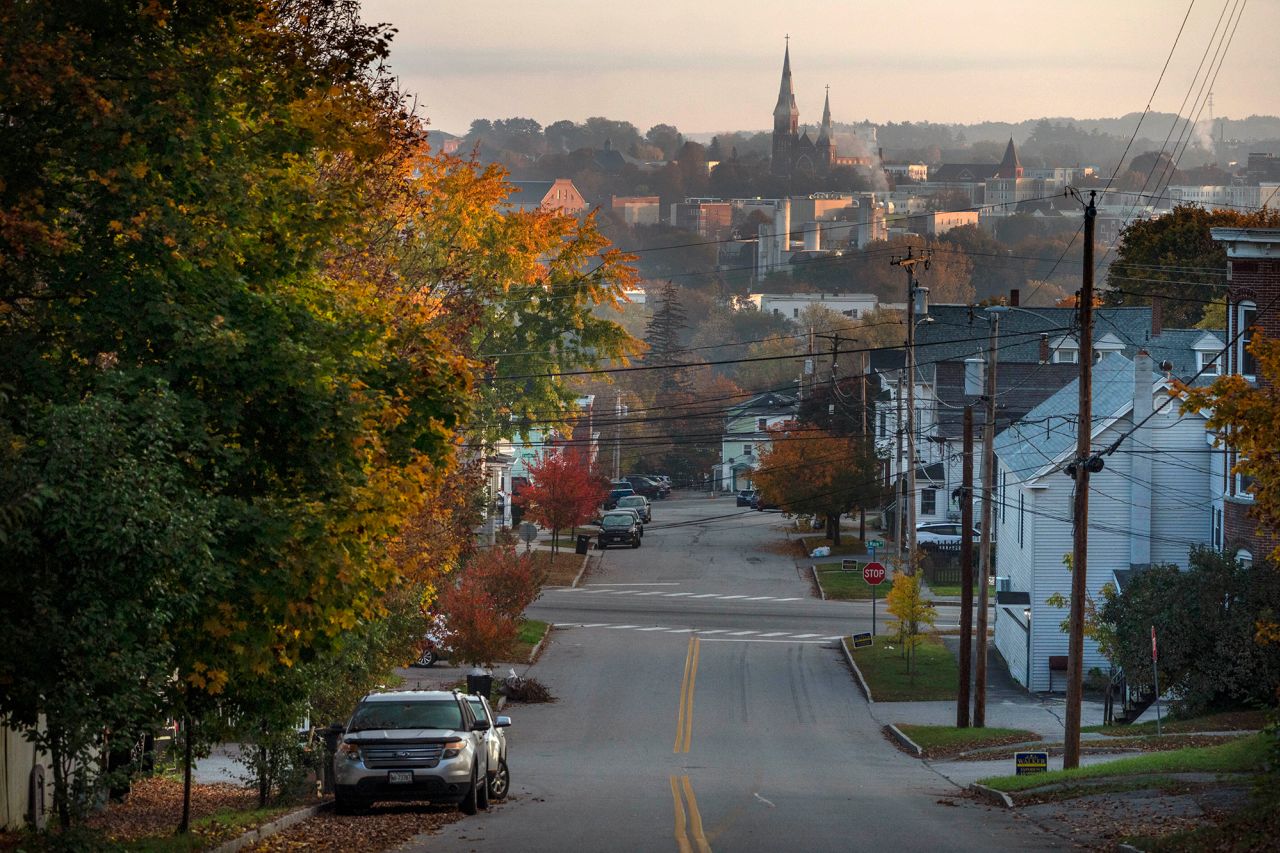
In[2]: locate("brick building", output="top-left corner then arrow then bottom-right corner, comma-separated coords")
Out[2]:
1211,227 -> 1280,565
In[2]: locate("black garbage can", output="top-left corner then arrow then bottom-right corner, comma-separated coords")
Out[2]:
466,673 -> 493,698
319,723 -> 344,794
575,533 -> 591,555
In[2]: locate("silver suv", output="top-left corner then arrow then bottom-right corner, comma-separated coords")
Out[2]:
333,690 -> 491,814
464,693 -> 512,801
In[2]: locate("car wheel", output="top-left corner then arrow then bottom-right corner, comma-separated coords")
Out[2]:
459,766 -> 479,815
415,648 -> 436,667
489,758 -> 510,801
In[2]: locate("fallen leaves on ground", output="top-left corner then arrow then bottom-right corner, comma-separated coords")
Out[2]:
950,733 -> 1246,762
84,776 -> 263,843
246,803 -> 464,852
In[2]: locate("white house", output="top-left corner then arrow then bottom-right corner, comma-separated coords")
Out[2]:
991,352 -> 1213,692
713,391 -> 798,492
747,292 -> 879,322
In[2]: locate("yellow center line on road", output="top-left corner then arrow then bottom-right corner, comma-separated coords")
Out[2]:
680,775 -> 713,853
669,775 -> 693,853
673,635 -> 700,753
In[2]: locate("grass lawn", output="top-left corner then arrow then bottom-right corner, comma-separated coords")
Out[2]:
896,724 -> 1038,758
845,635 -> 959,702
814,562 -> 886,600
799,535 -> 866,557
979,733 -> 1269,793
1082,708 -> 1269,737
925,579 -> 980,598
530,549 -> 587,586
510,618 -> 550,662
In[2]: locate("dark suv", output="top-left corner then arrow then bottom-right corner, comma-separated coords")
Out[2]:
623,476 -> 667,499
597,512 -> 641,549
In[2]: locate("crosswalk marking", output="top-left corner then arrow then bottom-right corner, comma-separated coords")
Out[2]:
552,622 -> 841,643
545,589 -> 818,605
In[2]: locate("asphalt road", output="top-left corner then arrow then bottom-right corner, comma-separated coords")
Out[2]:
408,494 -> 1061,852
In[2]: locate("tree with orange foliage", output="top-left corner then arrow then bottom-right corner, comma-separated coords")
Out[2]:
518,449 -> 609,553
752,422 -> 881,546
438,545 -> 547,667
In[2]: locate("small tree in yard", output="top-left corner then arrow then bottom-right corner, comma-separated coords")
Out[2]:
439,546 -> 547,667
887,571 -> 936,680
518,448 -> 608,553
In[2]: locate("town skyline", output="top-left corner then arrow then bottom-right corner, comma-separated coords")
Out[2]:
361,0 -> 1280,136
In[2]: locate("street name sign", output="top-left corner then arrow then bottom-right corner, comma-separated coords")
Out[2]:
862,561 -> 886,585
1014,751 -> 1049,775
867,539 -> 885,549
852,632 -> 873,649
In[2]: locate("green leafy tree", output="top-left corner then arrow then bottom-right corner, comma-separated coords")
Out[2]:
886,571 -> 937,678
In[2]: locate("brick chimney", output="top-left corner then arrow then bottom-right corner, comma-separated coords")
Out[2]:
1039,333 -> 1050,364
1009,288 -> 1020,307
1150,296 -> 1163,338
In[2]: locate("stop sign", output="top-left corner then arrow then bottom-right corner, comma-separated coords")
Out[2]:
862,561 -> 886,585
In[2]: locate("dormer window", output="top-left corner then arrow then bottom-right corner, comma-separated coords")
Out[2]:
1050,336 -> 1079,364
1093,333 -> 1125,363
1198,350 -> 1220,375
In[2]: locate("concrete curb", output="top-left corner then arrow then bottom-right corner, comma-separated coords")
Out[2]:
811,564 -> 827,600
886,723 -> 923,758
967,782 -> 1014,809
210,802 -> 328,853
840,638 -> 874,705
570,553 -> 592,588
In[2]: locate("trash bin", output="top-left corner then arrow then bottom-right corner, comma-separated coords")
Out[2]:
575,533 -> 591,555
320,723 -> 344,794
466,673 -> 493,698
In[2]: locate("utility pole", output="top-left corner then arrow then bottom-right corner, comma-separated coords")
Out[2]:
860,349 -> 869,543
1064,191 -> 1098,769
613,391 -> 623,481
957,405 -> 974,728
892,246 -> 930,570
974,306 -> 1003,727
894,373 -> 904,562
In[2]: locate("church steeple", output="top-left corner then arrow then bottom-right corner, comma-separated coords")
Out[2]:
818,85 -> 833,142
771,37 -> 800,178
997,136 -> 1023,178
773,38 -> 799,126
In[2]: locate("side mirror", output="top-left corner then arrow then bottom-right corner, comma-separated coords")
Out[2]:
471,719 -> 491,732
494,716 -> 512,728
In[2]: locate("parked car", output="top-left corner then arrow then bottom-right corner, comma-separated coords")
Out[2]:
333,690 -> 492,815
597,512 -> 642,549
411,615 -> 453,667
604,487 -> 635,510
623,476 -> 667,499
914,522 -> 980,546
641,474 -> 672,495
736,489 -> 757,507
751,492 -> 780,511
606,506 -> 644,535
463,693 -> 512,802
615,494 -> 652,523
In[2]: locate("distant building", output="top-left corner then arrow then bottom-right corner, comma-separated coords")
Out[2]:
921,210 -> 979,236
714,392 -> 799,492
747,292 -> 879,321
504,178 -> 589,215
769,42 -> 871,179
884,162 -> 929,182
610,195 -> 661,225
671,200 -> 734,238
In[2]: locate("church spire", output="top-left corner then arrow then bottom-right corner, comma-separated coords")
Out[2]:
773,37 -> 799,124
818,84 -> 832,141
997,136 -> 1023,178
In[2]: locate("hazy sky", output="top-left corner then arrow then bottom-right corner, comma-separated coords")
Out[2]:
361,0 -> 1280,136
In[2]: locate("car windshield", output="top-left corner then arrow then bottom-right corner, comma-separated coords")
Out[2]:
347,700 -> 463,732
618,497 -> 644,507
602,514 -> 633,528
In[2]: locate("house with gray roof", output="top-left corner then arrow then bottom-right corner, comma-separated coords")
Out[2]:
990,352 -> 1213,692
713,391 -> 798,492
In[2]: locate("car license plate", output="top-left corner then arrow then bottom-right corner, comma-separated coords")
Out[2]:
388,771 -> 413,785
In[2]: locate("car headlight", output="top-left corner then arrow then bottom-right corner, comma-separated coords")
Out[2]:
442,738 -> 467,759
337,742 -> 360,759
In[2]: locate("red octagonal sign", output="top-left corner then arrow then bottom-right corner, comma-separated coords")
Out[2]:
862,561 -> 886,585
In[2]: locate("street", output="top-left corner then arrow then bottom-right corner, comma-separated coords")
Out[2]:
410,495 -> 1062,852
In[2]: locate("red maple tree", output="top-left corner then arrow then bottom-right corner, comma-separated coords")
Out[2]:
438,545 -> 546,666
516,448 -> 609,553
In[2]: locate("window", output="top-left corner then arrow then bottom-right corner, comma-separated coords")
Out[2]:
1198,350 -> 1220,375
1001,472 -> 1008,521
742,444 -> 753,456
1018,492 -> 1025,547
758,417 -> 769,431
921,488 -> 937,515
842,310 -> 854,317
792,308 -> 799,318
1239,301 -> 1257,377
879,410 -> 887,438
1053,345 -> 1079,364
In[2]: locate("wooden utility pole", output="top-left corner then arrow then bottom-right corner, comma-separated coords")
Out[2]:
973,308 -> 1001,727
894,374 -> 904,562
1064,191 -> 1098,769
957,405 -> 974,728
892,247 -> 930,570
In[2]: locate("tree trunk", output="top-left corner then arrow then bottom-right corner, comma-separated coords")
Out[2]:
825,515 -> 834,540
859,508 -> 866,542
257,744 -> 269,807
830,514 -> 842,547
50,737 -> 70,831
551,528 -> 559,555
179,716 -> 193,834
